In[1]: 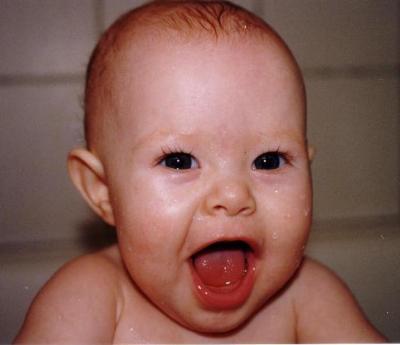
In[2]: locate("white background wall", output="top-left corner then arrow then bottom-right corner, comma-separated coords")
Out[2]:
0,0 -> 399,342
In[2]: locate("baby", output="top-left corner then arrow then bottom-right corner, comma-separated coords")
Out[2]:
15,0 -> 385,343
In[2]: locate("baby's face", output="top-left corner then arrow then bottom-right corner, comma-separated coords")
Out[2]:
98,35 -> 311,332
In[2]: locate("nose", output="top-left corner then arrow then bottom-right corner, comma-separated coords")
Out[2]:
203,177 -> 256,217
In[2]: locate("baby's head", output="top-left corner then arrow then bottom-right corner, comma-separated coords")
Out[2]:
69,0 -> 312,333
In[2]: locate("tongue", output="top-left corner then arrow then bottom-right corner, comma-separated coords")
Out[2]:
193,244 -> 247,288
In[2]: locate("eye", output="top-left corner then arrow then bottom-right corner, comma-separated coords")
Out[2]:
253,152 -> 285,170
160,152 -> 199,170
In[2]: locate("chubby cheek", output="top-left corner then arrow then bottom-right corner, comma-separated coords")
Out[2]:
265,185 -> 311,240
110,172 -> 198,277
256,174 -> 312,277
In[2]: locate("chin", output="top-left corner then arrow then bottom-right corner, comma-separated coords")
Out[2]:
184,314 -> 246,334
174,298 -> 260,334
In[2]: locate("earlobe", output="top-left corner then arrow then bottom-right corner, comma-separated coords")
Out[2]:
307,145 -> 316,163
67,149 -> 115,226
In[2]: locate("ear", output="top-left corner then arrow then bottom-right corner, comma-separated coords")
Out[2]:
67,148 -> 115,226
307,145 -> 316,163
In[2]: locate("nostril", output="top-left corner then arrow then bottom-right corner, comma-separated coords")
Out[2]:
239,205 -> 256,216
204,179 -> 256,216
211,199 -> 256,217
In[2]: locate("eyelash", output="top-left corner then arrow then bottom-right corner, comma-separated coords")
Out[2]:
156,147 -> 291,171
267,147 -> 291,162
156,146 -> 198,169
251,150 -> 290,171
158,145 -> 192,159
265,148 -> 291,163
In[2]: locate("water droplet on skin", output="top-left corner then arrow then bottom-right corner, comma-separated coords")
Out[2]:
304,208 -> 310,216
274,189 -> 279,194
252,266 -> 256,272
197,285 -> 202,290
225,281 -> 232,286
272,232 -> 278,240
238,20 -> 248,31
204,291 -> 209,295
129,327 -> 134,332
192,215 -> 203,222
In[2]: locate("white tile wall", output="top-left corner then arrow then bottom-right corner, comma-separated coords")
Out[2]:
261,0 -> 399,69
103,0 -> 149,28
307,77 -> 399,220
0,0 -> 97,76
0,83 -> 92,243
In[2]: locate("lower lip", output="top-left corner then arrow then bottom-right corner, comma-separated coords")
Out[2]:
190,251 -> 256,310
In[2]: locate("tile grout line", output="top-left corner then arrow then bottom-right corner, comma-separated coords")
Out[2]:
302,65 -> 400,80
0,74 -> 84,86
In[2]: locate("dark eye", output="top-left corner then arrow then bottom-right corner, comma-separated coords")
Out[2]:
253,152 -> 284,170
161,153 -> 198,170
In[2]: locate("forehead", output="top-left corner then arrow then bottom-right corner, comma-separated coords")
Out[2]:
113,30 -> 300,89
101,33 -> 305,149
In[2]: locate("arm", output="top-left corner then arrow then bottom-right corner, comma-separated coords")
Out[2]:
13,251 -> 120,344
294,258 -> 386,343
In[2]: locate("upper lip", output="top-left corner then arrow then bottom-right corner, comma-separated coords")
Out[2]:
189,236 -> 261,260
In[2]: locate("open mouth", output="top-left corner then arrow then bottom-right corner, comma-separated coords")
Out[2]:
190,240 -> 256,310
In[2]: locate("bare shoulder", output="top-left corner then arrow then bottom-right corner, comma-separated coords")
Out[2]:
291,257 -> 386,343
14,245 -> 124,344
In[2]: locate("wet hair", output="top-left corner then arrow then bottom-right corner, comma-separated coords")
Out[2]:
84,0 -> 293,148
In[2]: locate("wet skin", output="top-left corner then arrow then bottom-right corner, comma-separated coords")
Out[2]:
88,35 -> 312,333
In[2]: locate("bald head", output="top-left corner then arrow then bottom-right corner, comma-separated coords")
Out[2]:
84,0 -> 304,150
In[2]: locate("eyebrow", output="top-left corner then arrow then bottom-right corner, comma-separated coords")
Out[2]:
130,130 -> 195,151
131,129 -> 305,152
253,131 -> 305,146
